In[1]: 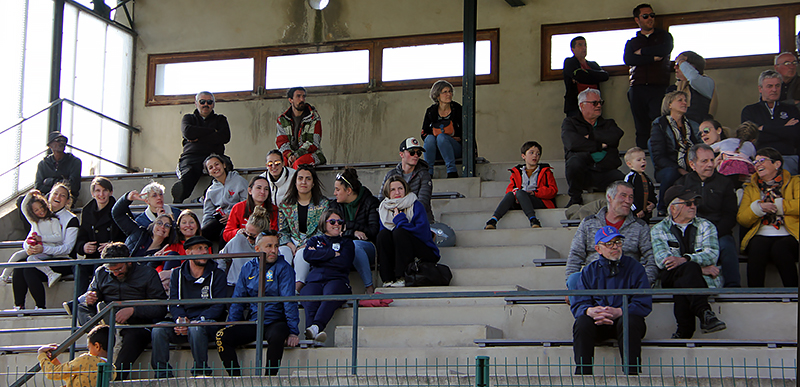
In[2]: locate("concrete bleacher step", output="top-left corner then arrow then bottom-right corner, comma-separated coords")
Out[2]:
334,324 -> 503,348
453,228 -> 576,256
431,177 -> 482,198
449,266 -> 565,289
442,209 -> 569,229
439,245 -> 560,268
373,285 -> 521,307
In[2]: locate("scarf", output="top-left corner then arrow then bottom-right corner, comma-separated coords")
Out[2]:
378,193 -> 418,231
667,115 -> 693,170
145,204 -> 175,223
342,186 -> 366,221
757,171 -> 784,229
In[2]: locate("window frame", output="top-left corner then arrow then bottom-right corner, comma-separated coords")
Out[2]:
146,29 -> 499,106
541,4 -> 800,82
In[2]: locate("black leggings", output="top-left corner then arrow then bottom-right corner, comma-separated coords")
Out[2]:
12,265 -> 72,308
377,227 -> 439,282
216,321 -> 290,376
746,235 -> 799,287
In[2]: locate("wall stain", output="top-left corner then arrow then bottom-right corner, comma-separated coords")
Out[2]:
327,94 -> 386,164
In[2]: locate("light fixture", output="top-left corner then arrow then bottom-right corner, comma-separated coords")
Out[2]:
308,0 -> 329,10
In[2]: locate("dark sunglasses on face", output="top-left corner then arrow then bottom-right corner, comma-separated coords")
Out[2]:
198,99 -> 214,105
675,200 -> 697,207
407,150 -> 423,157
582,100 -> 604,107
266,161 -> 282,167
243,231 -> 257,242
327,219 -> 345,226
640,13 -> 656,19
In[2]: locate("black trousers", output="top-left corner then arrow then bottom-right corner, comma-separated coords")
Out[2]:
12,265 -> 71,308
628,84 -> 667,149
377,227 -> 439,283
573,314 -> 646,375
746,235 -> 799,287
216,321 -> 290,376
171,157 -> 205,203
491,190 -> 546,220
202,217 -> 227,250
660,261 -> 710,338
115,328 -> 152,380
565,153 -> 624,202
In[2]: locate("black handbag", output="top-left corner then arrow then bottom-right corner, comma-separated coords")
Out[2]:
404,260 -> 452,286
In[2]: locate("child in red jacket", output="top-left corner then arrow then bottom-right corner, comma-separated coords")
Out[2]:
485,141 -> 558,229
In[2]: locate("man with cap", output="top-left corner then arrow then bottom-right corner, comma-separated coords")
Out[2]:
36,132 -> 82,198
379,137 -> 434,222
650,185 -> 726,339
572,226 -> 651,375
151,236 -> 228,378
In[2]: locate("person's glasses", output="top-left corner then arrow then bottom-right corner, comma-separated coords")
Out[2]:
104,265 -> 125,274
754,157 -> 773,165
675,200 -> 697,207
198,99 -> 214,105
52,138 -> 67,143
407,150 -> 423,157
640,13 -> 656,19
336,173 -> 352,188
155,221 -> 172,228
779,61 -> 798,67
581,100 -> 604,107
243,231 -> 257,242
266,161 -> 282,167
600,240 -> 623,248
701,127 -> 712,134
327,219 -> 345,226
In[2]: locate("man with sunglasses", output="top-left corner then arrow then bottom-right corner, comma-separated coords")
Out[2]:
171,91 -> 232,203
35,132 -> 82,199
773,52 -> 800,105
572,226 -> 651,375
650,185 -> 726,339
379,137 -> 435,222
624,3 -> 674,149
561,88 -> 625,207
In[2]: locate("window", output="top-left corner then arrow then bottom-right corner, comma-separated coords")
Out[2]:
146,29 -> 499,106
541,4 -> 800,82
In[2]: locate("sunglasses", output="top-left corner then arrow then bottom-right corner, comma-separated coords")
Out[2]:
336,173 -> 352,188
266,161 -> 283,167
243,231 -> 257,242
640,12 -> 656,19
407,149 -> 423,157
155,221 -> 173,228
701,127 -> 712,134
674,200 -> 697,207
198,99 -> 214,105
327,219 -> 345,226
581,100 -> 604,107
754,157 -> 774,165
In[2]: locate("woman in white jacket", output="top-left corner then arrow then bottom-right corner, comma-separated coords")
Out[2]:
201,154 -> 248,246
260,149 -> 296,207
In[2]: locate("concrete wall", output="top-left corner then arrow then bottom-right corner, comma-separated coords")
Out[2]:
129,0 -> 794,172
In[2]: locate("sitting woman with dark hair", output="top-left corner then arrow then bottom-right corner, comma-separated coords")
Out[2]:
113,190 -> 179,258
299,208 -> 355,343
201,154 -> 248,246
376,176 -> 440,287
223,175 -> 278,242
153,210 -> 209,271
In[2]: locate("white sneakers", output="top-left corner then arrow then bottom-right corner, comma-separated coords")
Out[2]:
304,324 -> 327,343
47,272 -> 62,288
383,279 -> 405,288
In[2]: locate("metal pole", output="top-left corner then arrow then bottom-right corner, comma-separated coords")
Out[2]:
351,301 -> 359,375
69,265 -> 80,360
475,356 -> 489,387
462,0 -> 477,177
255,252 -> 266,372
106,306 -> 116,368
48,0 -> 65,135
96,362 -> 112,387
622,300 -> 630,373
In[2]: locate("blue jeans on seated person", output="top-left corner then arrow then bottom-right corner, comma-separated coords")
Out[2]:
151,320 -> 219,377
566,272 -> 581,305
424,133 -> 462,175
353,240 -> 375,288
718,234 -> 741,287
655,167 -> 683,213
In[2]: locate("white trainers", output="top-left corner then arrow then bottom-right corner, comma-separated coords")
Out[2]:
382,280 -> 395,288
305,324 -> 319,340
393,279 -> 405,287
0,275 -> 11,284
314,330 -> 327,343
47,272 -> 62,288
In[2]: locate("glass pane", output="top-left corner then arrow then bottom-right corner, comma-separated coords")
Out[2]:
155,58 -> 255,95
265,50 -> 369,89
670,17 -> 779,59
382,41 -> 491,82
550,29 -> 638,70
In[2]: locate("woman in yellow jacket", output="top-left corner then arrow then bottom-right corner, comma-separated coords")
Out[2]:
737,148 -> 799,287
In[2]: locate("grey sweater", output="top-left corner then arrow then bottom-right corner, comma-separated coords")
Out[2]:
202,170 -> 249,227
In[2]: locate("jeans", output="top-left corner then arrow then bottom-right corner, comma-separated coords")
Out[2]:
717,235 -> 741,287
424,134 -> 462,174
566,272 -> 581,306
655,167 -> 683,213
353,240 -> 375,288
151,321 -> 219,377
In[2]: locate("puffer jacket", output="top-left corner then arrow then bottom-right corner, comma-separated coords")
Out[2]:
737,169 -> 799,251
329,186 -> 380,242
649,115 -> 701,173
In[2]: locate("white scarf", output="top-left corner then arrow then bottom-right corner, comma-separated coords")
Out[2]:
145,204 -> 175,222
378,193 -> 418,231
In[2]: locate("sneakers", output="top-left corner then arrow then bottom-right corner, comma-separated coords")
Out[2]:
484,218 -> 497,230
0,275 -> 11,284
63,301 -> 73,316
529,218 -> 541,228
390,279 -> 405,288
700,309 -> 727,333
47,272 -> 62,288
304,324 -> 327,343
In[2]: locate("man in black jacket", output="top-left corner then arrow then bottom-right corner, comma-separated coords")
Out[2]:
171,91 -> 231,203
36,132 -> 82,198
79,243 -> 167,380
563,36 -> 608,117
675,144 -> 740,287
151,236 -> 227,378
379,137 -> 435,222
561,89 -> 625,207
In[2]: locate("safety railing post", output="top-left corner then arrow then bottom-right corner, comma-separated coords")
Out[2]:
69,264 -> 80,360
255,252 -> 266,370
96,362 -> 111,387
622,299 -> 630,373
351,301 -> 359,375
476,356 -> 489,387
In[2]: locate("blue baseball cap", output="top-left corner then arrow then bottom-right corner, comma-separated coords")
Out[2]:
594,226 -> 625,245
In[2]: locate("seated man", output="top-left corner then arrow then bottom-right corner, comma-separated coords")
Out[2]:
276,87 -> 326,169
216,230 -> 300,376
650,185 -> 726,339
566,181 -> 658,299
78,242 -> 167,380
379,137 -> 434,223
561,89 -> 624,207
572,226 -> 651,375
151,236 -> 228,378
675,144 -> 740,287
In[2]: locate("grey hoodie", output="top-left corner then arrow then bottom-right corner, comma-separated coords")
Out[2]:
202,170 -> 249,227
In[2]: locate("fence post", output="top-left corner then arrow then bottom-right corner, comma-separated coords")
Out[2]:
96,362 -> 111,387
622,299 -> 630,373
351,301 -> 359,375
475,356 -> 489,387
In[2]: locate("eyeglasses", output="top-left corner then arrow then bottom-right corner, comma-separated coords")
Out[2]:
327,219 -> 345,226
155,221 -> 172,228
335,173 -> 352,188
198,99 -> 214,105
754,157 -> 773,165
674,200 -> 697,207
599,240 -> 623,248
407,150 -> 423,157
779,61 -> 798,67
266,161 -> 283,167
640,12 -> 656,19
104,265 -> 126,274
581,100 -> 604,107
51,138 -> 67,144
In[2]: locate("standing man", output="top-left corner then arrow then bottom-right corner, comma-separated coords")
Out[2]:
171,91 -> 231,203
650,185 -> 726,339
624,3 -> 674,149
563,36 -> 609,118
379,137 -> 434,223
561,89 -> 625,207
572,226 -> 651,376
276,87 -> 326,169
216,230 -> 300,376
675,144 -> 740,287
774,52 -> 800,105
741,70 -> 800,175
78,242 -> 167,380
151,236 -> 227,378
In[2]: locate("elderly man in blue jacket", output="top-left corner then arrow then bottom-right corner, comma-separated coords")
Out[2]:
216,230 -> 299,376
151,236 -> 228,378
572,226 -> 652,376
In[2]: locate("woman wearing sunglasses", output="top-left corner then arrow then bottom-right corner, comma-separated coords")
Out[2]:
376,176 -> 440,287
277,165 -> 328,293
299,209 -> 354,343
261,149 -> 297,207
737,147 -> 799,287
112,191 -> 179,259
649,90 -> 701,216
